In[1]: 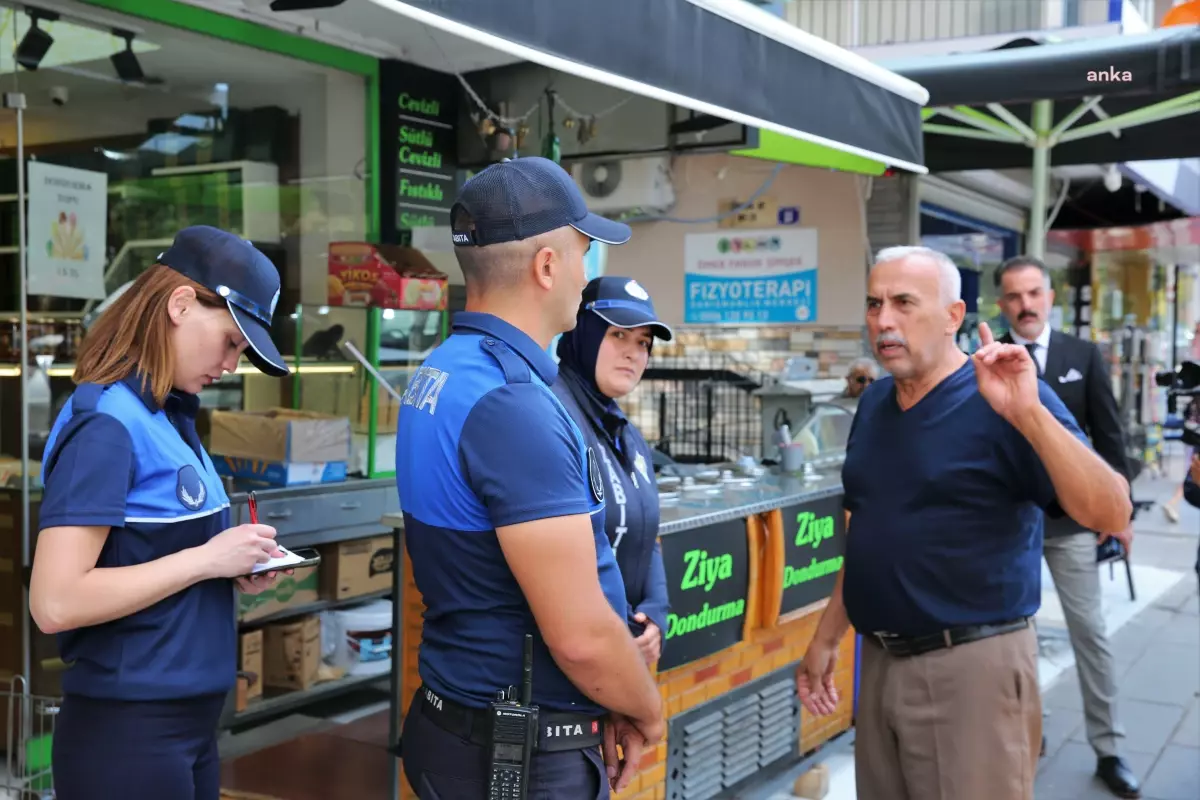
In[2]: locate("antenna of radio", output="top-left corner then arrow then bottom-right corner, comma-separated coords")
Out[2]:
521,634 -> 534,706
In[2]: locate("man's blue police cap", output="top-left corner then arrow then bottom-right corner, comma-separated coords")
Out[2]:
581,276 -> 673,342
450,156 -> 632,248
157,225 -> 290,378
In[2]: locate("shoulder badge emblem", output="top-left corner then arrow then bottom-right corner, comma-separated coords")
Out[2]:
176,465 -> 207,511
587,447 -> 605,504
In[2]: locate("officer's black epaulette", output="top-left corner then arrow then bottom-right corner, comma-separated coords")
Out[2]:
479,337 -> 532,385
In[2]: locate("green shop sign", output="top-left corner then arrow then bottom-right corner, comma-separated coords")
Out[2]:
779,495 -> 846,615
659,519 -> 750,671
380,60 -> 462,238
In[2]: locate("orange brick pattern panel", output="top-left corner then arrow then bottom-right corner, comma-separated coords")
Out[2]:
396,575 -> 855,800
610,609 -> 855,800
399,557 -> 425,800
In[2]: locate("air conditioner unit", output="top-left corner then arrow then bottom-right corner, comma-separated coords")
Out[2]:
571,157 -> 675,215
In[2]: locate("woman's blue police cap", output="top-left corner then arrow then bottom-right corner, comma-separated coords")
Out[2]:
157,225 -> 290,378
581,276 -> 673,342
450,156 -> 632,248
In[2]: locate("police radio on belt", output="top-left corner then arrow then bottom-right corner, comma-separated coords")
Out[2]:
486,634 -> 538,800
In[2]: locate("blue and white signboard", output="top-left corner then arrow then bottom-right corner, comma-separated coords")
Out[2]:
684,228 -> 818,325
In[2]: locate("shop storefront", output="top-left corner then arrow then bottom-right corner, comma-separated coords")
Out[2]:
1047,219 -> 1200,463
1,2 -> 932,798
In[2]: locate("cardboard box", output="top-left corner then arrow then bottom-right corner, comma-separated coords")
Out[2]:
328,242 -> 447,310
263,615 -> 321,691
239,629 -> 263,705
239,566 -> 320,622
213,457 -> 348,488
0,459 -> 41,489
320,536 -> 394,600
303,374 -> 400,435
209,409 -> 351,464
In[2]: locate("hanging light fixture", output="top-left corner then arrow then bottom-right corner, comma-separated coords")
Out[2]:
15,7 -> 59,71
110,29 -> 144,82
269,0 -> 348,10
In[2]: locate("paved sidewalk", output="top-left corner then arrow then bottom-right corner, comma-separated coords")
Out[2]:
1035,573 -> 1199,799
1035,460 -> 1200,800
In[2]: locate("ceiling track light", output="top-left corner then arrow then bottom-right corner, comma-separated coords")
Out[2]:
268,0 -> 348,10
110,28 -> 144,83
15,6 -> 60,71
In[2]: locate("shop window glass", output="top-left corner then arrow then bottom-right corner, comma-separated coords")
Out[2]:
0,0 -> 367,455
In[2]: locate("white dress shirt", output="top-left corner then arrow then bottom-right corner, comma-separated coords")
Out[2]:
1009,324 -> 1051,375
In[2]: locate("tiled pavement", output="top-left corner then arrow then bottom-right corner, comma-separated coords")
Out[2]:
1036,575 -> 1199,800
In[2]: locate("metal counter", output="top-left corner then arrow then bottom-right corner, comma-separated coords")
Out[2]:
226,477 -> 398,550
658,469 -> 843,535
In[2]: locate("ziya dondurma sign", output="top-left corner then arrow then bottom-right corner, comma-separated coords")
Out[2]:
778,495 -> 845,616
658,519 -> 750,671
683,227 -> 819,325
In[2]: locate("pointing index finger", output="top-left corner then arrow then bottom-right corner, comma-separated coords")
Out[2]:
978,321 -> 994,347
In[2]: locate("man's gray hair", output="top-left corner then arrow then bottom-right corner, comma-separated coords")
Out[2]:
873,246 -> 962,306
847,357 -> 879,375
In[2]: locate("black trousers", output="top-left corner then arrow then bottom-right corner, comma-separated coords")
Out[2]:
53,693 -> 225,800
402,692 -> 608,800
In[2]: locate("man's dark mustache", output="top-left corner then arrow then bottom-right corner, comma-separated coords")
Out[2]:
1019,312 -> 1039,320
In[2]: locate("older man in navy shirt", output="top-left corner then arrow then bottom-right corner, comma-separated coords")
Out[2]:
799,246 -> 1132,800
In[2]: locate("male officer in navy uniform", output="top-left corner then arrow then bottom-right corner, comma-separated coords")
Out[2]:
396,157 -> 664,799
996,255 -> 1139,798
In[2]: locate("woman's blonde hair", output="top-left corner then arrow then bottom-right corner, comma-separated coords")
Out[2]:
73,265 -> 224,406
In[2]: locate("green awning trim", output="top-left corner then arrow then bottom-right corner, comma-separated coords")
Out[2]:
731,129 -> 889,176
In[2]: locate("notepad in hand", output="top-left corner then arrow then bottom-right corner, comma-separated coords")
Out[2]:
248,546 -> 321,575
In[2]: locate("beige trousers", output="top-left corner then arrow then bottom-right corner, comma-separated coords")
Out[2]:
854,626 -> 1042,800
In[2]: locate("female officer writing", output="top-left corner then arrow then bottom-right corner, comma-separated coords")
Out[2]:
30,225 -> 292,800
552,276 -> 672,665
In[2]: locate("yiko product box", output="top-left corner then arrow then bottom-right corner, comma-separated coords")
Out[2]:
327,242 -> 447,310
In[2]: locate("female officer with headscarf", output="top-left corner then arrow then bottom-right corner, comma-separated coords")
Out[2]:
552,276 -> 672,665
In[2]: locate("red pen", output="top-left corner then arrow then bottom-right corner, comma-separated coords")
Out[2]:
248,491 -> 259,525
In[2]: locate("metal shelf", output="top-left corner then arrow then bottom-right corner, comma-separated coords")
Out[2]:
275,525 -> 393,549
228,672 -> 390,728
239,589 -> 392,629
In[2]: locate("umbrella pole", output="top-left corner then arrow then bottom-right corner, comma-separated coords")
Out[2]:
1027,100 -> 1053,259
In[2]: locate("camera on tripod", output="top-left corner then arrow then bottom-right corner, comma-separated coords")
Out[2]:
1154,360 -> 1200,447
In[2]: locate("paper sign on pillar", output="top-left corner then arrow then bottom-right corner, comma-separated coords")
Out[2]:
26,162 -> 108,300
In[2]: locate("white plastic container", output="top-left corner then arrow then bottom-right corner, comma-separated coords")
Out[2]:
331,599 -> 393,677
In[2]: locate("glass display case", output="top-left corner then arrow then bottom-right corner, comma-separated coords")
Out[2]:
789,401 -> 855,470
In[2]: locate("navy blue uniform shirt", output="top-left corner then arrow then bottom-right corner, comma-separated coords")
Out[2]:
39,375 -> 235,701
552,368 -> 670,637
396,312 -> 627,714
841,361 -> 1089,636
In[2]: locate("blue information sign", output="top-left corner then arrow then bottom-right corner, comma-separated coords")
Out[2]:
683,228 -> 819,325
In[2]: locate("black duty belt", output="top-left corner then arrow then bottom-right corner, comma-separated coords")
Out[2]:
869,617 -> 1031,659
417,685 -> 604,754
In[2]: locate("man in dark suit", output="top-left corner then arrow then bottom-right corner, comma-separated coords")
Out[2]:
997,255 -> 1139,798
